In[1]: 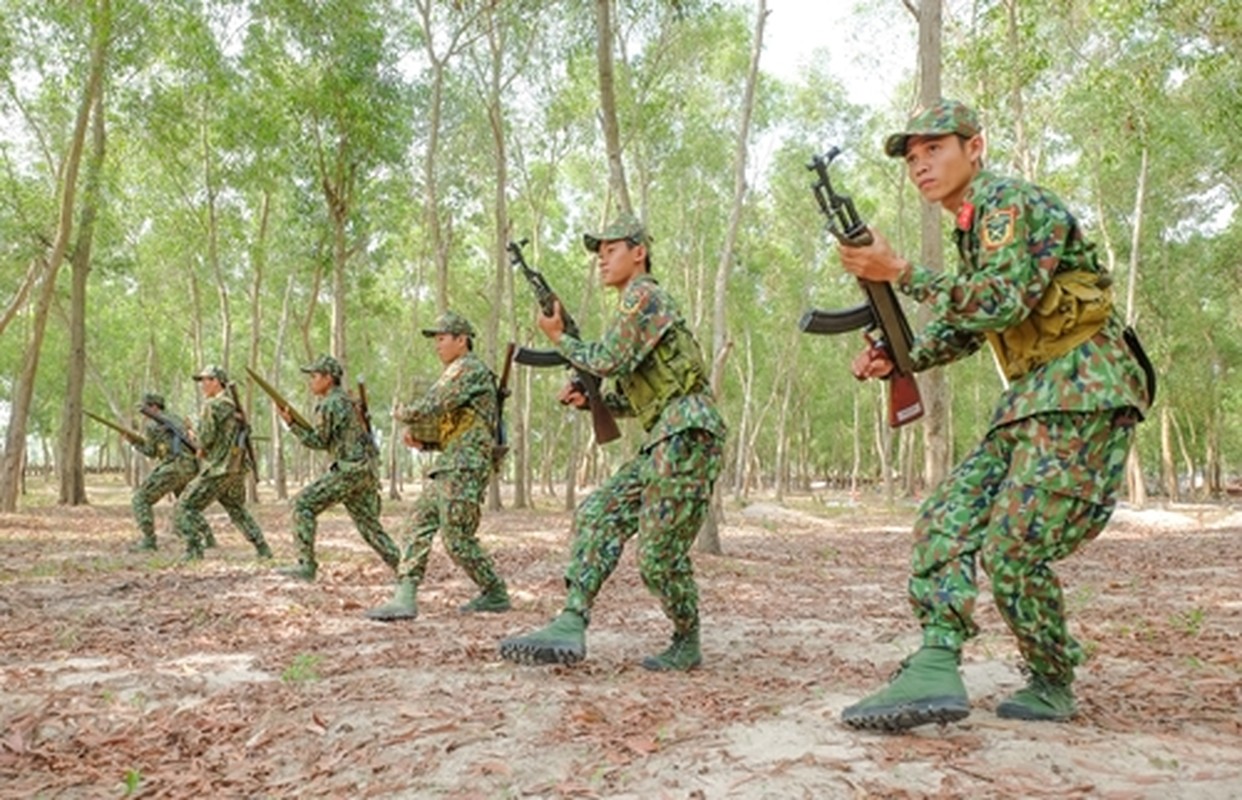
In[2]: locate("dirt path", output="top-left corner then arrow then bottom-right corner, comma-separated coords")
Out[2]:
1,486 -> 1240,798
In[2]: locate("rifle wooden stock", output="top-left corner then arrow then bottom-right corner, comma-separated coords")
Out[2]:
245,366 -> 313,430
801,147 -> 924,428
84,410 -> 146,447
227,381 -> 260,479
508,239 -> 621,445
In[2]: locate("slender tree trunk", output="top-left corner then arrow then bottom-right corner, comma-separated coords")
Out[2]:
1123,148 -> 1148,506
910,0 -> 950,492
0,0 -> 108,511
593,0 -> 632,215
248,190 -> 270,496
58,89 -> 107,505
699,0 -> 767,553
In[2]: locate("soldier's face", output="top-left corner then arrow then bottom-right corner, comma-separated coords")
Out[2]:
434,332 -> 468,365
904,134 -> 983,211
198,377 -> 222,397
307,372 -> 334,396
596,239 -> 645,290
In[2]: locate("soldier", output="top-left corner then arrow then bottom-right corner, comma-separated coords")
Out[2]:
173,365 -> 272,561
366,311 -> 511,620
834,99 -> 1152,730
128,393 -> 198,552
276,354 -> 401,584
499,213 -> 727,671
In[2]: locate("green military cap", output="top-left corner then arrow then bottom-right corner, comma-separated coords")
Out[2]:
301,353 -> 343,379
139,392 -> 165,410
421,310 -> 476,338
883,98 -> 983,158
192,364 -> 229,383
583,212 -> 648,253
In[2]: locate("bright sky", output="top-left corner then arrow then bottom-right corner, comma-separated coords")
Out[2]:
761,0 -> 916,107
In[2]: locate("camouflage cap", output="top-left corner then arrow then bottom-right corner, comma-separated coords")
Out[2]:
420,310 -> 476,338
301,353 -> 343,379
140,392 -> 165,409
192,364 -> 228,383
583,212 -> 648,253
883,98 -> 983,158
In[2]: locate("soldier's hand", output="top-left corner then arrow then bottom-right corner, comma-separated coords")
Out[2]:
537,300 -> 565,343
838,228 -> 908,283
557,381 -> 588,409
852,341 -> 894,381
402,429 -> 424,450
278,406 -> 293,425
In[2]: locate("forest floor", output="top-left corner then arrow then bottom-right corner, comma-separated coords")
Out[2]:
1,476 -> 1240,799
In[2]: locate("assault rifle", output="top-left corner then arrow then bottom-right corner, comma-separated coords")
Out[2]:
356,377 -> 379,456
227,381 -> 260,479
138,405 -> 198,457
84,410 -> 146,448
508,238 -> 621,445
799,146 -> 924,428
245,366 -> 313,430
494,342 -> 516,463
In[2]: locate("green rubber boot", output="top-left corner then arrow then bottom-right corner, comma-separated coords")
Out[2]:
499,611 -> 586,665
459,584 -> 512,613
276,559 -> 317,582
255,541 -> 274,559
997,673 -> 1076,721
841,646 -> 970,732
365,578 -> 418,621
641,628 -> 702,672
203,531 -> 218,549
128,537 -> 158,553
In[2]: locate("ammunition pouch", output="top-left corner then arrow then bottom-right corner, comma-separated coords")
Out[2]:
619,324 -> 709,430
986,270 -> 1113,380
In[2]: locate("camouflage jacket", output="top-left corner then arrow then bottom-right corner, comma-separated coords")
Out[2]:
291,385 -> 376,475
899,169 -> 1150,430
556,274 -> 727,451
195,392 -> 245,477
135,410 -> 197,466
398,352 -> 497,476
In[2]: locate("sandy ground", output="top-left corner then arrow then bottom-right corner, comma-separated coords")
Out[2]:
1,480 -> 1240,799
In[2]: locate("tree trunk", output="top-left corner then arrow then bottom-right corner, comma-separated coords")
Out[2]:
0,0 -> 108,511
699,0 -> 767,553
911,0 -> 951,492
1123,148 -> 1149,506
58,88 -> 108,505
593,0 -> 633,215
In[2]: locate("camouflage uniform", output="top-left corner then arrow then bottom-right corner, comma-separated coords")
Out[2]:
842,99 -> 1152,729
173,365 -> 270,560
395,315 -> 507,598
287,355 -> 400,577
130,394 -> 198,550
500,215 -> 727,670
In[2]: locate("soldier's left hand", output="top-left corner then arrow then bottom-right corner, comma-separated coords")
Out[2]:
537,300 -> 565,343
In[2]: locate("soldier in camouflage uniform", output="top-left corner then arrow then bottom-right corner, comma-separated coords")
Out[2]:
499,214 -> 727,671
128,393 -> 199,552
366,312 -> 511,621
834,99 -> 1153,730
276,355 -> 401,584
173,365 -> 272,562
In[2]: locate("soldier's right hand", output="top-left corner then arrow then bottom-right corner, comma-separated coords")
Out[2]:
557,381 -> 589,409
402,429 -> 425,450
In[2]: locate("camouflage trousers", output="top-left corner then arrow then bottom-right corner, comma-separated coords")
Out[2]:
564,428 -> 723,636
400,465 -> 503,591
132,457 -> 197,543
293,465 -> 399,572
173,471 -> 268,555
911,409 -> 1137,681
